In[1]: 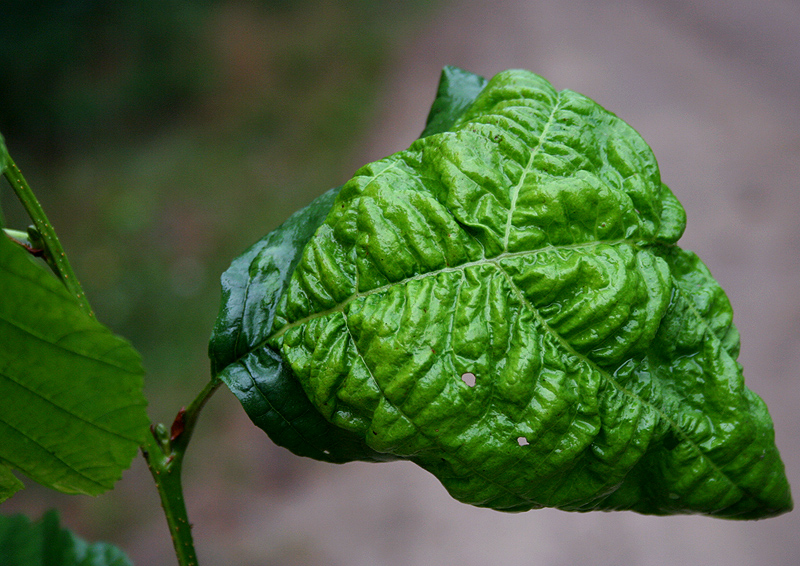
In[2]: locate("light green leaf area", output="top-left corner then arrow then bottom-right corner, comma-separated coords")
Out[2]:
215,68 -> 792,518
0,235 -> 148,502
0,510 -> 133,566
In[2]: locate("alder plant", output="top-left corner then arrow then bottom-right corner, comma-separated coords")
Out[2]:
0,67 -> 792,565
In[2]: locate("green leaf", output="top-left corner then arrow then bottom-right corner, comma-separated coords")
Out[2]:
421,66 -> 488,138
0,510 -> 133,566
210,186 -> 394,463
0,235 -> 148,502
212,68 -> 792,518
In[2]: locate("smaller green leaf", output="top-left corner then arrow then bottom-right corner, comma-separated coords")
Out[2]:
0,235 -> 149,502
421,66 -> 488,138
0,510 -> 133,566
0,467 -> 23,501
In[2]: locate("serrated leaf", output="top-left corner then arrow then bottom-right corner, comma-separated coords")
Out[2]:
0,235 -> 148,502
211,68 -> 792,518
0,510 -> 133,566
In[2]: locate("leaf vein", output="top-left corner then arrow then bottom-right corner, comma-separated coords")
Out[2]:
0,417 -> 111,490
494,264 -> 750,506
502,93 -> 563,252
338,309 -> 539,507
0,370 -> 143,444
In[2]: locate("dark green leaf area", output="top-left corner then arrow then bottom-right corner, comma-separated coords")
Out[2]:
421,66 -> 488,138
210,186 -> 392,462
266,69 -> 790,518
210,186 -> 341,375
222,346 -> 394,463
0,236 -> 148,502
0,510 -> 133,566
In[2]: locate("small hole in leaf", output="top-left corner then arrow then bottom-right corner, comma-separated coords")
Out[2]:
322,449 -> 330,455
517,437 -> 529,446
461,372 -> 476,387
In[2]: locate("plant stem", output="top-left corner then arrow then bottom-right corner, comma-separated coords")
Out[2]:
142,378 -> 222,566
1,135 -> 224,565
1,145 -> 93,315
142,430 -> 198,566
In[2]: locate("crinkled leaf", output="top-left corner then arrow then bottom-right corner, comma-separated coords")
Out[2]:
210,186 -> 393,463
212,68 -> 792,518
0,510 -> 133,566
209,68 -> 495,463
0,235 -> 148,502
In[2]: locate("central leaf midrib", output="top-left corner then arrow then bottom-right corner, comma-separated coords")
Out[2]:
502,94 -> 563,253
262,237 -> 634,349
258,236 -> 755,511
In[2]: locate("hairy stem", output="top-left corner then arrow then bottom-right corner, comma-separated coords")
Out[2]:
142,378 -> 222,566
0,142 -> 93,315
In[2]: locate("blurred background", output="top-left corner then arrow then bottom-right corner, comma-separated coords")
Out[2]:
1,0 -> 798,564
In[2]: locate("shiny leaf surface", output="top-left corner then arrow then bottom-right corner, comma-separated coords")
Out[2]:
212,68 -> 792,518
210,186 -> 392,463
421,65 -> 488,138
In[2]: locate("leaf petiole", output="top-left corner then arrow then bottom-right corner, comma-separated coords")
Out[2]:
142,377 -> 221,566
0,137 -> 93,315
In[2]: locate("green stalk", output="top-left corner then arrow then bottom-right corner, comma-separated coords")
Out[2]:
1,133 -> 224,565
142,378 -> 222,566
1,140 -> 93,315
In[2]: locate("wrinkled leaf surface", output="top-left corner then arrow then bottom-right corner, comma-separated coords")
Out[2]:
211,68 -> 792,518
210,186 -> 392,463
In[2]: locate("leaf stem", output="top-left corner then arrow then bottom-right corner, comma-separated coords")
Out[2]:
142,429 -> 198,566
0,141 -> 93,315
142,378 -> 222,566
